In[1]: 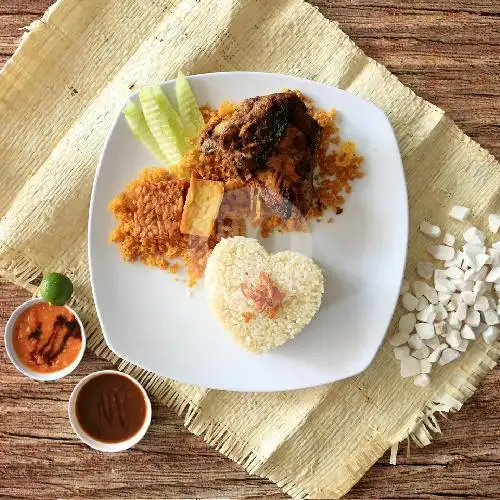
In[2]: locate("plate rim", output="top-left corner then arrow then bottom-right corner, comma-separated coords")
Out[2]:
88,71 -> 408,392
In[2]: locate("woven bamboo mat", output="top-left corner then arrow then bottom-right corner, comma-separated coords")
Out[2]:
0,1 -> 498,498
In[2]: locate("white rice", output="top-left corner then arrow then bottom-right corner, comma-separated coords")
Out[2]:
205,236 -> 324,353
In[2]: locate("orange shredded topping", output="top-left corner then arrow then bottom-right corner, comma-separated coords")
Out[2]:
240,272 -> 288,319
308,109 -> 364,219
242,312 -> 254,323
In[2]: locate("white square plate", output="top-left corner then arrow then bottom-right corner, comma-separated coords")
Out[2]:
89,72 -> 407,392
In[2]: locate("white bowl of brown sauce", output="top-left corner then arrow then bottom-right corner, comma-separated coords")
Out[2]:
68,370 -> 152,452
4,298 -> 86,381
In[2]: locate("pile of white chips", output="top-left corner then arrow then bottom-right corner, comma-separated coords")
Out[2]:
392,207 -> 500,387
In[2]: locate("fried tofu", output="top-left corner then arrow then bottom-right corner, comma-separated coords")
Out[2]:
180,176 -> 224,237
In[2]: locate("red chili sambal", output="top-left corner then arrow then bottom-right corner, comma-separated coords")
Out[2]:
12,302 -> 82,373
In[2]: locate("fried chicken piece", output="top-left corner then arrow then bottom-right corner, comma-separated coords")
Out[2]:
256,124 -> 316,218
199,92 -> 321,218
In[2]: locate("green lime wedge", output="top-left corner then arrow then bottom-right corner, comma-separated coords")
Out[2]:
39,272 -> 73,306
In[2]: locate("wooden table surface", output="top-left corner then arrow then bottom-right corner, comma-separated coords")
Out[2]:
1,1 -> 499,498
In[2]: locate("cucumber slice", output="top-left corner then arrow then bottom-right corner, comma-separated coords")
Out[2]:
139,86 -> 187,167
153,86 -> 187,152
123,100 -> 167,164
176,72 -> 204,138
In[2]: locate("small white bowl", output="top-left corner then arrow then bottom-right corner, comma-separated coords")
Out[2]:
4,298 -> 86,381
68,370 -> 152,452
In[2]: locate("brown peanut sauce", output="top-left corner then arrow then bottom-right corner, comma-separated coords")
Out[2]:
75,373 -> 147,443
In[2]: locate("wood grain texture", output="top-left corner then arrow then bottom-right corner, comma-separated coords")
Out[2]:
0,1 -> 499,498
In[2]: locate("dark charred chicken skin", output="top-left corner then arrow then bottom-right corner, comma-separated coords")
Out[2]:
199,92 -> 321,218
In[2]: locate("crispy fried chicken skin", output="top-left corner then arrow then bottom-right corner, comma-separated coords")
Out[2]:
199,92 -> 321,218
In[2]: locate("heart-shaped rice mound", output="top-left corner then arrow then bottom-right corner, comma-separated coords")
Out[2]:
204,236 -> 324,353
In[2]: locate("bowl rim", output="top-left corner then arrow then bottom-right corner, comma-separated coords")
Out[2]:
67,369 -> 152,452
4,297 -> 87,381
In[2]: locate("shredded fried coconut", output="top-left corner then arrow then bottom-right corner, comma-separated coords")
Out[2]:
240,272 -> 288,318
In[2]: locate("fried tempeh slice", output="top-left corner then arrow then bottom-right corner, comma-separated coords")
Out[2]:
180,176 -> 224,237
